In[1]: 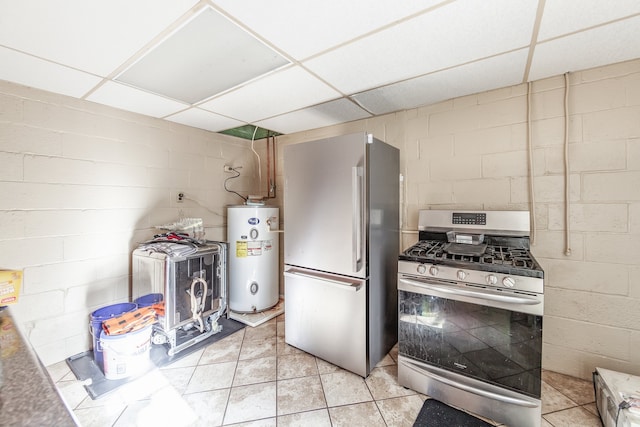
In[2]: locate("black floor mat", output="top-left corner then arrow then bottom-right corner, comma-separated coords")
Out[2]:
413,399 -> 493,427
67,317 -> 245,400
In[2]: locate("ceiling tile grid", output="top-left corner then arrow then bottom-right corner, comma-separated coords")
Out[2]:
0,0 -> 639,136
353,49 -> 530,115
198,66 -> 342,124
210,0 -> 449,60
0,0 -> 199,76
537,0 -> 640,41
0,46 -> 101,98
304,0 -> 538,95
116,7 -> 290,105
166,107 -> 244,133
86,81 -> 189,119
255,98 -> 371,135
529,14 -> 640,81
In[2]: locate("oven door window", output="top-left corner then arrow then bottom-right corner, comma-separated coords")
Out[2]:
399,289 -> 542,398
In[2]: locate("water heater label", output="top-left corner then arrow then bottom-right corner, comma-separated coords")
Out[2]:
248,217 -> 260,225
236,241 -> 248,257
247,241 -> 262,256
235,240 -> 273,257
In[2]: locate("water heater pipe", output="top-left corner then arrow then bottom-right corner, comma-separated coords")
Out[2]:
266,134 -> 277,198
267,217 -> 284,233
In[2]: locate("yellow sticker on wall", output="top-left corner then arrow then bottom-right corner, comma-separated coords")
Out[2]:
0,270 -> 22,306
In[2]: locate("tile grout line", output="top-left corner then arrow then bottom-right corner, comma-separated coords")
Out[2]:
220,331 -> 241,427
53,316 -> 601,427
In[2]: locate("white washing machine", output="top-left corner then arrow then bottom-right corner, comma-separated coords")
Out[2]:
227,204 -> 279,313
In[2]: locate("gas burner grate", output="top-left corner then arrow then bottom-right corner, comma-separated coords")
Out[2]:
403,240 -> 446,258
482,246 -> 537,269
401,240 -> 541,273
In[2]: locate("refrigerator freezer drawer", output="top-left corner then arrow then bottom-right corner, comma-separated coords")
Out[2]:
284,266 -> 367,377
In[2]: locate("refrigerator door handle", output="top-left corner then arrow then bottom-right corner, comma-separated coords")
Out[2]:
352,166 -> 363,273
283,270 -> 362,292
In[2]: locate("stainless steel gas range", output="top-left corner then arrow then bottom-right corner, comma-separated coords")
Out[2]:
397,210 -> 544,427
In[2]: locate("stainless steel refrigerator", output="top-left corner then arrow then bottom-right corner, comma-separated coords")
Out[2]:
283,132 -> 399,377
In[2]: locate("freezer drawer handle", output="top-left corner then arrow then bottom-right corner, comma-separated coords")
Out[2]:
284,271 -> 361,292
399,278 -> 541,305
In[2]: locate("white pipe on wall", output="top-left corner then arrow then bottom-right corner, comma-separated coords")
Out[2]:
527,81 -> 537,245
563,72 -> 572,256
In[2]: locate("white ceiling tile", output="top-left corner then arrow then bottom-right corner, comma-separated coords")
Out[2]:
354,50 -> 529,115
117,7 -> 289,104
199,66 -> 341,123
1,1 -> 639,136
255,99 -> 371,135
0,47 -> 101,98
538,0 -> 640,41
304,0 -> 538,94
0,0 -> 199,76
86,81 -> 188,118
166,108 -> 245,133
529,15 -> 640,81
212,0 -> 447,60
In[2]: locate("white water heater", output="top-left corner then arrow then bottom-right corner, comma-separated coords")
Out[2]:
227,205 -> 279,313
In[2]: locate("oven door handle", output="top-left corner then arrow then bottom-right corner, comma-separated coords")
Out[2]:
399,278 -> 541,306
402,359 -> 539,408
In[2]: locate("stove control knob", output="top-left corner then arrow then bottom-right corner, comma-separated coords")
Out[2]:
486,274 -> 498,285
417,264 -> 427,274
502,277 -> 516,288
457,270 -> 467,280
429,266 -> 439,276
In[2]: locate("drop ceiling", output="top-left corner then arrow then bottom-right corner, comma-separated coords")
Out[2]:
1,0 -> 639,137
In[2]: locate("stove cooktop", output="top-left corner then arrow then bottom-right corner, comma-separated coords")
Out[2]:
399,239 -> 544,279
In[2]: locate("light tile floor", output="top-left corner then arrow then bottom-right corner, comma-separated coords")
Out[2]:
49,315 -> 602,427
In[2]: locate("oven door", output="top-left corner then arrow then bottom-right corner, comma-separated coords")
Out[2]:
398,274 -> 543,398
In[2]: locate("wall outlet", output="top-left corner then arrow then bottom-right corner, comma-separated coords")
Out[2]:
223,165 -> 233,172
177,192 -> 184,203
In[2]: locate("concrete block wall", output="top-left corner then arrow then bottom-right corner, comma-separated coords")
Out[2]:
0,81 -> 259,365
275,58 -> 640,380
2,57 -> 639,378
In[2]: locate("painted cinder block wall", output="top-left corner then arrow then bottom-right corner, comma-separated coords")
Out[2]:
0,80 -> 260,365
274,58 -> 640,380
2,57 -> 639,380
